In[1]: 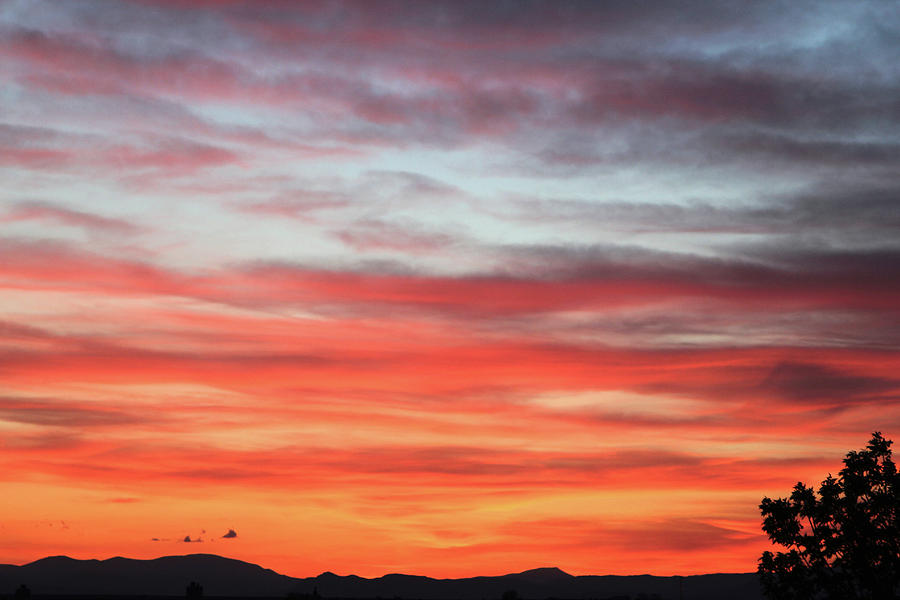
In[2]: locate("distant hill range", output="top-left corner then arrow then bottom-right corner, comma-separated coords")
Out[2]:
0,554 -> 762,600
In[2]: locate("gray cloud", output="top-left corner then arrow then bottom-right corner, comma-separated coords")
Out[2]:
759,362 -> 899,405
505,180 -> 900,243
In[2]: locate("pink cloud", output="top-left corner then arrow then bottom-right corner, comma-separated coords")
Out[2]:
334,220 -> 456,253
2,201 -> 142,235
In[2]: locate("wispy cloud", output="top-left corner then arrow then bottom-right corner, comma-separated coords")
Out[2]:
2,201 -> 142,235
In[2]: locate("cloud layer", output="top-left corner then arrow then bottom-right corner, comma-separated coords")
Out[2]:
0,0 -> 898,579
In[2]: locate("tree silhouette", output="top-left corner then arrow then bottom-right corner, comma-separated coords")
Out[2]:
758,432 -> 900,599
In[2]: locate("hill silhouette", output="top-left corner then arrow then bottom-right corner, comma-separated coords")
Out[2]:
0,555 -> 289,596
0,554 -> 763,599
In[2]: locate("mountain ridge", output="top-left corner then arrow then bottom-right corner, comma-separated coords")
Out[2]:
0,554 -> 762,600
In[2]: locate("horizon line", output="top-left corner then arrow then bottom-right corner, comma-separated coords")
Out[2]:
6,553 -> 757,580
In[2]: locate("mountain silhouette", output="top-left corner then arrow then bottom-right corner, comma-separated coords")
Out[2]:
0,554 -> 763,599
505,567 -> 573,583
0,555 -> 290,596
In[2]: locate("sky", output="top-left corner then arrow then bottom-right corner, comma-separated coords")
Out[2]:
1,0 -> 899,579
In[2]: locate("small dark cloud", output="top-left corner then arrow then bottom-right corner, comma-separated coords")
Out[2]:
183,535 -> 202,543
222,529 -> 237,539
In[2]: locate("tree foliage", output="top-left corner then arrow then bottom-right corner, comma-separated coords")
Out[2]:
758,432 -> 900,599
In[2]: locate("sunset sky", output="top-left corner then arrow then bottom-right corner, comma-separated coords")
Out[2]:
1,0 -> 899,579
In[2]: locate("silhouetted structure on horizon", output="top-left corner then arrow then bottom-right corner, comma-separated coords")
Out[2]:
288,585 -> 322,600
186,581 -> 203,598
501,589 -> 519,600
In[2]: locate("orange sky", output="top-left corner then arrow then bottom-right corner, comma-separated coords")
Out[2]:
1,0 -> 899,579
